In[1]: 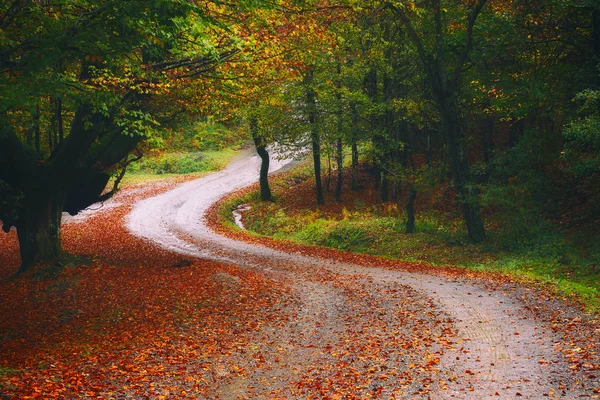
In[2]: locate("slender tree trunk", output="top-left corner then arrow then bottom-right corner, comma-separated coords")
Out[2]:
326,150 -> 332,192
311,130 -> 324,204
28,104 -> 40,149
47,117 -> 54,151
364,67 -> 381,190
381,173 -> 389,202
426,132 -> 433,167
509,119 -> 524,147
250,117 -> 271,201
34,106 -> 41,153
405,188 -> 417,233
16,190 -> 65,274
481,115 -> 494,165
351,140 -> 359,191
350,104 -> 360,191
334,63 -> 344,201
334,137 -> 343,201
380,71 -> 394,203
56,98 -> 64,144
306,79 -> 324,205
593,8 -> 600,61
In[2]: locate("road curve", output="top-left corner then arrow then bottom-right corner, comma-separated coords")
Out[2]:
127,149 -> 584,399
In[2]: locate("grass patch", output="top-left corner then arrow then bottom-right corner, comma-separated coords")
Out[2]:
118,147 -> 242,187
0,366 -> 19,392
128,148 -> 239,176
0,367 -> 19,377
229,164 -> 600,312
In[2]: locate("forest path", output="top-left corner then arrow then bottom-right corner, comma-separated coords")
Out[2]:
126,149 -> 584,399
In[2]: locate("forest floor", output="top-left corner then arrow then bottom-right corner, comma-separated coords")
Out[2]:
0,150 -> 599,399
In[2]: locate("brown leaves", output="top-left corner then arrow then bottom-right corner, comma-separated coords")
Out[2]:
0,178 -> 292,398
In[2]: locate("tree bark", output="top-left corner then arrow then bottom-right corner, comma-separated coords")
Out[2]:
27,105 -> 40,149
393,0 -> 488,243
311,123 -> 324,205
442,111 -> 486,243
250,117 -> 272,201
381,173 -> 389,202
334,137 -> 343,201
306,74 -> 324,205
16,190 -> 65,274
405,188 -> 417,233
350,104 -> 360,191
351,140 -> 359,191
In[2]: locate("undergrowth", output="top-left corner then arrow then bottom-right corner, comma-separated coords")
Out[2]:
124,119 -> 247,181
223,163 -> 600,312
127,148 -> 239,176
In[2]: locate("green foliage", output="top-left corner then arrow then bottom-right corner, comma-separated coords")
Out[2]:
562,90 -> 600,178
293,219 -> 378,251
190,121 -> 248,151
143,119 -> 249,152
128,149 -> 237,175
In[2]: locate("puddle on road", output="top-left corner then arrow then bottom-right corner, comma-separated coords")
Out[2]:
232,204 -> 251,230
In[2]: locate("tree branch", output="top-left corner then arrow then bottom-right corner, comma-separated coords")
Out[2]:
454,0 -> 488,82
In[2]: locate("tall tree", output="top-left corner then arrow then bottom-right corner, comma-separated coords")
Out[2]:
388,0 -> 488,243
0,0 -> 269,272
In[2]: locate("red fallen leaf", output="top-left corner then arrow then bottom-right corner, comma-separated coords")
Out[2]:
516,393 -> 522,397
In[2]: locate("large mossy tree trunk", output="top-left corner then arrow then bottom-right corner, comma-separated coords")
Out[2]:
250,117 -> 272,201
1,104 -> 141,274
16,190 -> 65,274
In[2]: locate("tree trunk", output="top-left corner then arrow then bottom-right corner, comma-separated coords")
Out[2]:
351,140 -> 359,191
405,188 -> 417,233
481,115 -> 494,165
28,105 -> 40,149
442,111 -> 486,243
350,104 -> 360,191
311,128 -> 324,205
306,81 -> 324,205
381,173 -> 389,202
56,97 -> 64,144
250,117 -> 272,201
593,8 -> 600,60
326,150 -> 332,192
16,190 -> 65,274
509,119 -> 524,147
334,137 -> 343,201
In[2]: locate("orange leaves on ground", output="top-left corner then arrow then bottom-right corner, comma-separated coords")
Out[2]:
0,178 -> 292,398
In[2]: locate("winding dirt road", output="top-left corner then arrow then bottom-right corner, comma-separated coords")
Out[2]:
127,150 -> 589,399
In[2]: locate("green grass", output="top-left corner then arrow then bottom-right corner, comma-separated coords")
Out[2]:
0,367 -> 19,377
118,147 -> 242,187
127,148 -> 239,176
0,366 -> 19,391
